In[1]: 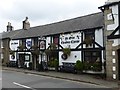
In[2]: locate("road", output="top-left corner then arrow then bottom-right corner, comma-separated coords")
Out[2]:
2,70 -> 110,89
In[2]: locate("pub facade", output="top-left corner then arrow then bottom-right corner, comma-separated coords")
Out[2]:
2,0 -> 120,80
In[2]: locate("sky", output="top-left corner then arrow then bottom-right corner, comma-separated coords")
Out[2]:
0,0 -> 107,33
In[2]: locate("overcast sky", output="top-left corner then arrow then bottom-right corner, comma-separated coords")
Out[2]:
0,0 -> 107,32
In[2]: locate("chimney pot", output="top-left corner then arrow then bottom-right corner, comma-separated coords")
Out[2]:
7,22 -> 13,32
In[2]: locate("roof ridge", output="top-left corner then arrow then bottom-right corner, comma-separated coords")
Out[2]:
30,12 -> 102,29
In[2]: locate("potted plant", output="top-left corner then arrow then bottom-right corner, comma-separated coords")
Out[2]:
75,60 -> 84,74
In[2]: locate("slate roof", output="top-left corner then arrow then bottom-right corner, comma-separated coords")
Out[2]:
2,12 -> 104,40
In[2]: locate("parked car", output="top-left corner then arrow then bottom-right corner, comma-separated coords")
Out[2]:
59,62 -> 76,73
7,61 -> 17,67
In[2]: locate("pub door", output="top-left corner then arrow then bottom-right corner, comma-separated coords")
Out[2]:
19,54 -> 25,68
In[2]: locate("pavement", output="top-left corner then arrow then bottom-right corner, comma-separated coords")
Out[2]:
2,66 -> 119,89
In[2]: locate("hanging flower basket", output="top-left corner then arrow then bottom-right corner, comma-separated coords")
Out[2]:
31,45 -> 38,50
62,48 -> 71,56
45,49 -> 51,55
84,37 -> 93,47
31,50 -> 40,55
45,43 -> 58,57
17,45 -> 27,51
50,43 -> 57,50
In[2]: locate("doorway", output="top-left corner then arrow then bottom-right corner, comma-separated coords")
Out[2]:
19,54 -> 25,68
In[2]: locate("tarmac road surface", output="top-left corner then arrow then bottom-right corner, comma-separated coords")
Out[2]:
2,70 -> 112,90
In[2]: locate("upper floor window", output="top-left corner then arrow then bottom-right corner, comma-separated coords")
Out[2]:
53,36 -> 59,49
84,31 -> 94,39
84,31 -> 94,47
53,36 -> 58,45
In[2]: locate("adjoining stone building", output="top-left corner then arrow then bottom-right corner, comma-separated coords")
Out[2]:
99,0 -> 120,80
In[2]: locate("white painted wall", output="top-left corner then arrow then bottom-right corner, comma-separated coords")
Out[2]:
95,29 -> 103,47
46,37 -> 51,49
59,51 -> 81,65
112,39 -> 120,46
107,5 -> 118,30
59,32 -> 81,49
106,5 -> 120,46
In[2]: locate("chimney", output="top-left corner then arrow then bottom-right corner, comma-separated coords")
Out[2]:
23,17 -> 30,30
7,22 -> 13,32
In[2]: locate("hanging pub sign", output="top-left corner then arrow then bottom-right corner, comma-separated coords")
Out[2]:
39,40 -> 46,50
9,53 -> 16,61
26,39 -> 32,49
10,40 -> 19,51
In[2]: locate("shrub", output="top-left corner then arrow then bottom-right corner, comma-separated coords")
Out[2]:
75,60 -> 83,72
54,59 -> 59,68
83,62 -> 91,70
92,63 -> 102,71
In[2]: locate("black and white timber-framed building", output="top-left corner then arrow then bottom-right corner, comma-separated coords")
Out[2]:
1,0 -> 120,81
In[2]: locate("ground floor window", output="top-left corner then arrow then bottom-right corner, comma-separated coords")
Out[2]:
84,51 -> 102,71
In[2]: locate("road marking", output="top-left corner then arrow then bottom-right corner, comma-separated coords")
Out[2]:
13,82 -> 31,89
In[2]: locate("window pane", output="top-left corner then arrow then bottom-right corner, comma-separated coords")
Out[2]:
85,52 -> 91,56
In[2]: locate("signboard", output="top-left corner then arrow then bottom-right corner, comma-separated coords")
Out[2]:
9,53 -> 16,61
26,39 -> 32,49
39,40 -> 45,49
60,32 -> 81,48
10,40 -> 19,51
